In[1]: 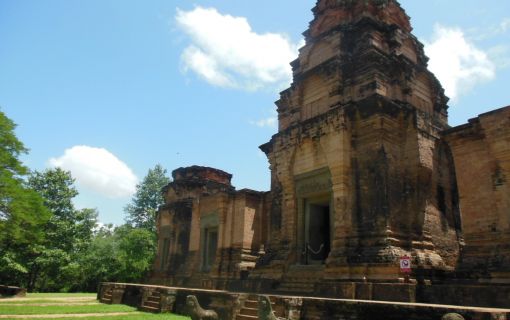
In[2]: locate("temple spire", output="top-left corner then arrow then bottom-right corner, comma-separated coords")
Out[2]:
276,0 -> 448,132
307,0 -> 411,40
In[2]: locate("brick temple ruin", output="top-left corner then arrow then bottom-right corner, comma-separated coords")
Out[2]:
147,0 -> 510,308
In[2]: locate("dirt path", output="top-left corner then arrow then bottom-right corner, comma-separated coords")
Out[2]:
1,297 -> 95,301
0,312 -> 136,318
0,302 -> 99,306
0,298 -> 96,304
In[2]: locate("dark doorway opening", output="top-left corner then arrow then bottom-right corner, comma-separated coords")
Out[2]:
202,228 -> 218,272
304,198 -> 331,264
160,238 -> 170,270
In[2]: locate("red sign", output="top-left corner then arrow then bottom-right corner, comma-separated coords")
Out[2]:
400,255 -> 411,273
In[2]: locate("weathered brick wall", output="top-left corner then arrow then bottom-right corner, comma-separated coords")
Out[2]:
260,96 -> 461,284
150,166 -> 266,290
443,106 -> 510,281
255,0 -> 460,286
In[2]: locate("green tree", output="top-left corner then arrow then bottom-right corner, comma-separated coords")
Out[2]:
125,164 -> 170,232
76,225 -> 156,291
114,225 -> 156,282
28,168 -> 78,215
76,229 -> 120,292
0,110 -> 50,245
0,110 -> 50,287
74,208 -> 98,252
27,168 -> 98,291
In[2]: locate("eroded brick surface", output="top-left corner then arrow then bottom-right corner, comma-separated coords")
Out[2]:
443,107 -> 510,281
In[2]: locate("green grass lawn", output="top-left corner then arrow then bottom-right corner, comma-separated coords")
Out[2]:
0,292 -> 190,319
0,314 -> 190,320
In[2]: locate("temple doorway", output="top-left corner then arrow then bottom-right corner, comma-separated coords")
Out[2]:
201,227 -> 218,272
303,197 -> 331,264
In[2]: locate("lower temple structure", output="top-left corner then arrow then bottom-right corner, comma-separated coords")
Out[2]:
98,282 -> 510,320
147,0 -> 510,309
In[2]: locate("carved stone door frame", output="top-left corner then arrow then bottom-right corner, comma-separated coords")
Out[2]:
295,168 -> 333,265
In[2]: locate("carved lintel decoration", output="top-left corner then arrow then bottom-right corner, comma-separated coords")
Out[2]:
200,212 -> 219,229
295,168 -> 332,197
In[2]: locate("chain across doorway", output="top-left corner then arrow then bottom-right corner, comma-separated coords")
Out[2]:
302,197 -> 331,264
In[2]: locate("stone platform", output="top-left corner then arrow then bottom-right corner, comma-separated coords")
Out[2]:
0,285 -> 26,297
98,282 -> 510,320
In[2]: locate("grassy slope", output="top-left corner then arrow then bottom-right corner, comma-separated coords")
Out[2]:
0,293 -> 191,319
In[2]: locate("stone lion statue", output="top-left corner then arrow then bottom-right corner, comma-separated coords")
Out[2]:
442,313 -> 465,320
185,295 -> 218,320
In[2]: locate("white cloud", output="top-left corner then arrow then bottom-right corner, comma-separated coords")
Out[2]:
424,25 -> 496,102
488,45 -> 510,69
251,109 -> 278,128
252,117 -> 277,128
175,6 -> 302,91
49,146 -> 138,199
497,18 -> 510,34
181,46 -> 233,87
469,18 -> 510,41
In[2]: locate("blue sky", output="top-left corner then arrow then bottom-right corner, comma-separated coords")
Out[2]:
1,0 -> 509,225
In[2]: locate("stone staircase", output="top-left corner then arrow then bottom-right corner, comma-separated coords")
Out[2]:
235,294 -> 284,320
276,264 -> 324,295
139,290 -> 161,313
236,295 -> 259,320
99,287 -> 113,304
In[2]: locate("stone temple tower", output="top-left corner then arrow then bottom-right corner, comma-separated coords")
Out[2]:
256,0 -> 462,287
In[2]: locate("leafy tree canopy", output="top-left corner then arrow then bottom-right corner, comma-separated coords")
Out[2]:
75,225 -> 156,292
125,164 -> 170,232
0,110 -> 50,247
28,168 -> 78,220
0,110 -> 50,289
28,168 -> 83,253
23,168 -> 98,291
0,109 -> 28,177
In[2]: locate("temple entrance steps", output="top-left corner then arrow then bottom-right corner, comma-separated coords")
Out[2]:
236,295 -> 258,320
235,295 -> 283,320
99,287 -> 113,304
276,264 -> 324,295
139,290 -> 161,313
